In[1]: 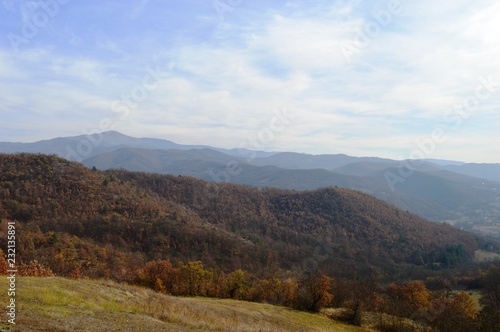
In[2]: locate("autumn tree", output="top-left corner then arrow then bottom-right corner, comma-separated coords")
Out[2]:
252,277 -> 282,303
477,264 -> 500,331
139,260 -> 176,294
386,280 -> 430,317
429,291 -> 477,332
382,280 -> 431,331
225,269 -> 251,300
0,249 -> 8,275
18,260 -> 54,277
281,278 -> 298,308
178,261 -> 211,296
296,274 -> 333,312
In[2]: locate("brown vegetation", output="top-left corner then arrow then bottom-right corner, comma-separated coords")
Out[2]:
0,153 -> 499,330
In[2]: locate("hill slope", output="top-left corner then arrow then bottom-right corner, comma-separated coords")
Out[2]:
81,146 -> 500,223
3,131 -> 500,225
0,277 -> 363,332
0,153 -> 498,282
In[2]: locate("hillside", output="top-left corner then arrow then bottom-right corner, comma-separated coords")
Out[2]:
0,277 -> 363,332
81,145 -> 500,224
3,131 -> 500,227
1,153 -> 498,283
250,152 -> 393,170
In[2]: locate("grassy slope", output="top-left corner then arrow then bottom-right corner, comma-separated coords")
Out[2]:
0,277 -> 365,332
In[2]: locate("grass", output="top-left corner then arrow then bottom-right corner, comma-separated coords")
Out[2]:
0,277 -> 366,332
474,249 -> 500,262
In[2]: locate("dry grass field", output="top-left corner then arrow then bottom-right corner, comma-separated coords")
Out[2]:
0,277 -> 365,332
474,249 -> 500,262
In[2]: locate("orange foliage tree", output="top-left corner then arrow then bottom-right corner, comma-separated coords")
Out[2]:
428,291 -> 477,332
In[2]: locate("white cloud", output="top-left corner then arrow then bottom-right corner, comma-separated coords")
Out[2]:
1,1 -> 499,161
248,14 -> 359,72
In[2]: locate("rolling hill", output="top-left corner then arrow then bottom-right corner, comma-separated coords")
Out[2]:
81,145 -> 500,224
1,153 -> 500,332
1,153 -> 498,283
1,131 -> 500,232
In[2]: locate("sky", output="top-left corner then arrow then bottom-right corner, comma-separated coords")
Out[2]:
1,0 -> 499,162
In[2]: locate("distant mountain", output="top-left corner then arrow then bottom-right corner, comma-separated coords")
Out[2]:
82,146 -> 379,190
0,131 -> 276,162
333,160 -> 441,177
442,163 -> 500,183
81,147 -> 500,225
332,161 -> 500,212
374,168 -> 500,217
250,152 -> 393,170
0,131 -> 187,161
82,147 -> 238,176
423,159 -> 466,166
2,132 -> 500,234
252,154 -> 500,185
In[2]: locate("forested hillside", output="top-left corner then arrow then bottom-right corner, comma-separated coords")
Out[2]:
4,131 -> 500,225
1,153 -> 497,281
1,153 -> 500,330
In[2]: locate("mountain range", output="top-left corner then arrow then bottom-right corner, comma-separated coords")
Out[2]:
1,153 -> 499,282
1,152 -> 499,331
1,131 -> 499,237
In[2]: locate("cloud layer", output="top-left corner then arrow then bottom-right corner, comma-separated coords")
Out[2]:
1,0 -> 499,162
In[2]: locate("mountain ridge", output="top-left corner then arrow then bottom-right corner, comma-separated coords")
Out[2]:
1,153 -> 498,282
1,132 -> 500,235
1,131 -> 498,181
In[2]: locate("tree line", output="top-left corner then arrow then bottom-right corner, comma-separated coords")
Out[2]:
2,253 -> 497,331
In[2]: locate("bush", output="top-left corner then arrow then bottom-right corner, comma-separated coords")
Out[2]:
18,260 -> 54,277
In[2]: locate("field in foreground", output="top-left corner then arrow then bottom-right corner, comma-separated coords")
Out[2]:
0,277 -> 365,332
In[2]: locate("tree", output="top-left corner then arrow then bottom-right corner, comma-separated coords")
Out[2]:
429,291 -> 477,332
383,280 -> 431,331
140,260 -> 176,294
281,278 -> 298,308
0,249 -> 8,275
386,280 -> 430,318
226,269 -> 250,300
442,244 -> 466,267
253,277 -> 282,303
179,261 -> 209,296
478,265 -> 500,331
18,260 -> 54,277
296,274 -> 333,312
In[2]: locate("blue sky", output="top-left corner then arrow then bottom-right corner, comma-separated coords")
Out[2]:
1,0 -> 499,162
